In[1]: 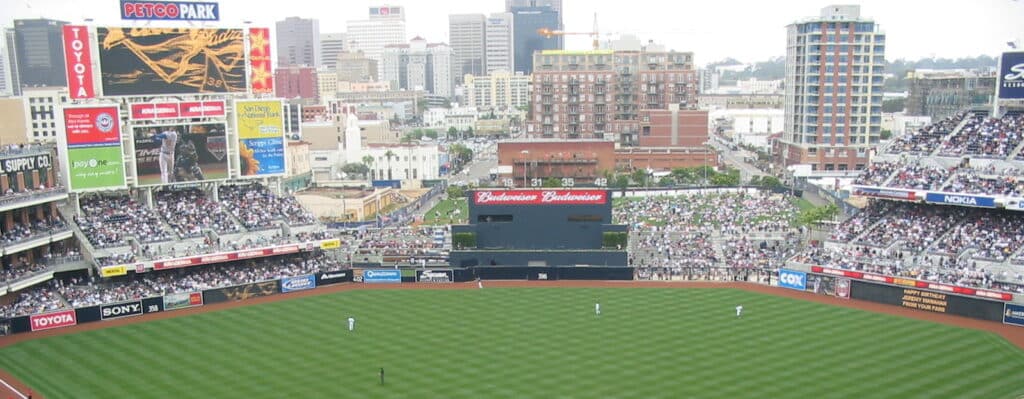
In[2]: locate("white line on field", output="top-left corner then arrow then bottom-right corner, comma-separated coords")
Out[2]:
0,377 -> 27,399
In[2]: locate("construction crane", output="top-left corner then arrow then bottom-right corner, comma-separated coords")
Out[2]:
537,13 -> 602,50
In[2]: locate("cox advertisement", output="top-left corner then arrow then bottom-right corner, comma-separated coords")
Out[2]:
132,123 -> 229,186
999,51 -> 1024,100
777,269 -> 807,290
97,27 -> 245,96
29,309 -> 77,331
281,275 -> 316,293
362,269 -> 402,283
1005,304 -> 1024,327
62,106 -> 127,191
924,192 -> 995,208
235,100 -> 286,176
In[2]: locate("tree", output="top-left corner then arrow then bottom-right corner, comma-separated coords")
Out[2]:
710,168 -> 740,186
630,169 -> 649,187
613,175 -> 630,189
463,126 -> 474,137
447,185 -> 466,198
542,177 -> 561,187
424,129 -> 438,139
756,175 -> 783,189
447,126 -> 458,139
882,98 -> 905,113
341,163 -> 369,179
880,129 -> 893,140
362,155 -> 375,180
384,150 -> 396,180
658,176 -> 675,187
797,204 -> 839,226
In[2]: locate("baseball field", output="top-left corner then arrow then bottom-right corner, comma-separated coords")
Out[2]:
2,283 -> 1024,398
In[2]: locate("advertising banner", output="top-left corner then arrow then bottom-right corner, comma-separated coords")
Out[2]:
63,25 -> 95,99
142,297 -> 164,314
416,269 -> 453,283
849,280 -> 1005,322
29,309 -> 77,331
999,51 -> 1024,99
281,275 -> 316,293
924,192 -> 996,208
361,269 -> 401,283
129,100 -> 226,120
811,266 -> 1013,301
836,278 -> 851,299
100,265 -> 128,277
132,122 -> 229,186
153,244 -> 304,270
317,270 -> 350,286
97,27 -> 245,96
100,300 -> 143,320
805,274 -> 836,296
120,0 -> 220,21
851,186 -> 916,201
202,280 -> 279,304
248,28 -> 273,94
473,190 -> 609,206
0,153 -> 52,174
320,239 -> 341,250
777,269 -> 807,291
1004,303 -> 1024,327
62,106 -> 127,191
163,291 -> 204,310
235,100 -> 286,176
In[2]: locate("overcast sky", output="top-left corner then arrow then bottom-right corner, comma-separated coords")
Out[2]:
2,0 -> 1023,66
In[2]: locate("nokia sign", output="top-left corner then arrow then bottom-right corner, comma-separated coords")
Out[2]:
924,192 -> 995,208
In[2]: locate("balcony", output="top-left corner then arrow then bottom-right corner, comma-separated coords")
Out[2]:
0,187 -> 68,213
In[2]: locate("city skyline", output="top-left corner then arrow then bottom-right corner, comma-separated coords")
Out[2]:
0,0 -> 1022,66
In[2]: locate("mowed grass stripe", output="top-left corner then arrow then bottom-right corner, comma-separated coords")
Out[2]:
2,288 -> 1024,398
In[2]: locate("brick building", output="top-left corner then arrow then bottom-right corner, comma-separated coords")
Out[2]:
526,49 -> 701,145
497,140 -> 614,187
275,66 -> 318,105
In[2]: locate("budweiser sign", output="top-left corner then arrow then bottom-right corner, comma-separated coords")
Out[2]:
473,190 -> 608,205
129,100 -> 226,120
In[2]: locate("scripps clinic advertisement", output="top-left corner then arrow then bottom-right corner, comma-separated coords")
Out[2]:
234,99 -> 285,176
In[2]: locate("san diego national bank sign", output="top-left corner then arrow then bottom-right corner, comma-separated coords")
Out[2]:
999,51 -> 1024,100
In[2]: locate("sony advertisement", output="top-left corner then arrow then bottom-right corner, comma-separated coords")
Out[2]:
132,123 -> 229,186
97,27 -> 246,96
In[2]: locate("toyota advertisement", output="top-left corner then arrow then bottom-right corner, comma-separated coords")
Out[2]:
777,269 -> 807,291
29,309 -> 78,332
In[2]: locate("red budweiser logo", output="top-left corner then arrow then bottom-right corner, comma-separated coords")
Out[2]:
474,190 -> 607,205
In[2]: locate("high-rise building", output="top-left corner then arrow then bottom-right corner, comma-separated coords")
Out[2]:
10,19 -> 68,91
485,13 -> 515,74
526,48 -> 702,145
465,70 -> 530,111
336,50 -> 379,83
506,0 -> 562,34
317,67 -> 338,101
346,6 -> 407,81
276,17 -> 321,68
778,5 -> 885,172
3,29 -> 20,95
511,6 -> 560,74
320,32 -> 347,71
22,86 -> 67,143
275,66 -> 318,104
0,38 -> 11,96
449,14 -> 486,83
382,37 -> 452,98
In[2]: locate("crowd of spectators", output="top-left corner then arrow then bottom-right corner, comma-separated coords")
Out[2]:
939,114 -> 1024,158
886,112 -> 968,155
851,202 -> 966,252
0,262 -> 50,285
218,184 -> 317,230
1,216 -> 67,247
77,195 -> 174,248
887,164 -> 954,190
60,252 -> 340,308
154,189 -> 240,238
614,191 -> 797,237
355,226 -> 447,258
853,162 -> 900,186
0,281 -> 67,318
933,212 -> 1024,261
941,167 -> 1024,197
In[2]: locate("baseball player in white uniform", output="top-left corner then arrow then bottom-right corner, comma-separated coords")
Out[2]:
736,305 -> 743,318
595,302 -> 601,316
348,316 -> 356,331
153,128 -> 179,184
477,278 -> 483,289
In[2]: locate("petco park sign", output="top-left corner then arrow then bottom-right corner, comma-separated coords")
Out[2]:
473,190 -> 608,205
120,0 -> 220,21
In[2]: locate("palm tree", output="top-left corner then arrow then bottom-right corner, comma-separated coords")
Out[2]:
384,150 -> 396,180
362,155 -> 374,180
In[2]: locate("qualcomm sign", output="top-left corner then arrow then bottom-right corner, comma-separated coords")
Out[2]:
999,51 -> 1024,99
925,193 -> 995,208
778,269 -> 807,291
363,269 -> 401,283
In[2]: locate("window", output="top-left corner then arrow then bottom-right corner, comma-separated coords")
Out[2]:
568,215 -> 602,222
478,214 -> 513,223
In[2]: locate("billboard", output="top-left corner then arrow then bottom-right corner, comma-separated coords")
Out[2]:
132,122 -> 229,186
97,27 -> 245,96
129,100 -> 226,120
100,265 -> 128,277
121,0 -> 220,21
63,25 -> 95,99
281,275 -> 316,293
249,27 -> 273,94
924,192 -> 996,208
1005,304 -> 1024,327
30,309 -> 77,331
235,100 -> 286,176
416,269 -> 453,283
851,186 -> 916,201
849,280 -> 1005,322
62,106 -> 127,191
100,301 -> 143,320
0,153 -> 52,174
163,291 -> 204,310
361,269 -> 401,283
998,51 -> 1024,99
473,190 -> 609,205
777,269 -> 807,291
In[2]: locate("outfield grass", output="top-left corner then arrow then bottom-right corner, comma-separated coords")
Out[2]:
2,288 -> 1024,398
422,198 -> 468,225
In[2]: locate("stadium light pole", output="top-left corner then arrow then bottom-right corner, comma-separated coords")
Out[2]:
521,150 -> 529,187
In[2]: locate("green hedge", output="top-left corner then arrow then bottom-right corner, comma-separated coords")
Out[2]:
602,232 -> 627,249
452,232 -> 477,249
